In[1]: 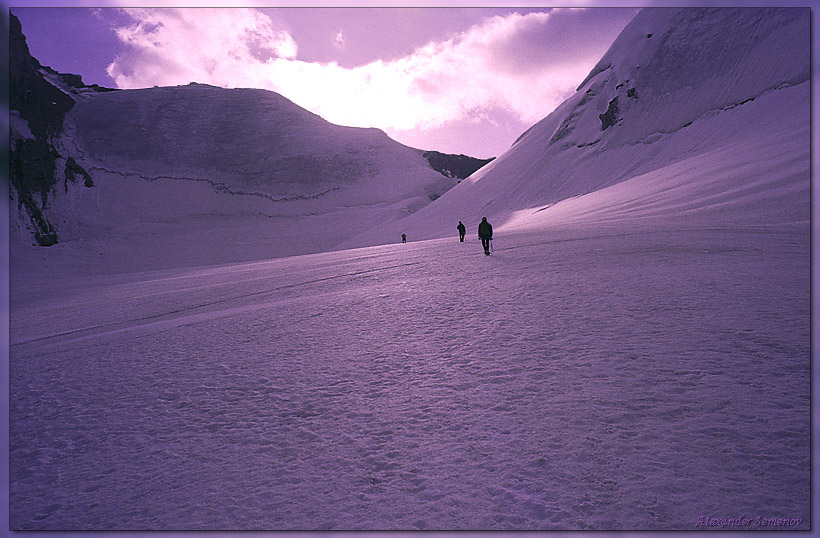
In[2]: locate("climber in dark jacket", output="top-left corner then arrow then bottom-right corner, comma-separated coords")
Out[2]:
477,217 -> 493,255
457,221 -> 466,242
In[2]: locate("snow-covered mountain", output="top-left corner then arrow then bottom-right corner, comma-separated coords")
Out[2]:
61,84 -> 471,205
9,13 -> 489,271
345,7 -> 809,248
10,7 -> 810,275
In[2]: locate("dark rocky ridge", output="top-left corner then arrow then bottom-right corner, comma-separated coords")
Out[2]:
421,151 -> 494,181
9,12 -> 106,246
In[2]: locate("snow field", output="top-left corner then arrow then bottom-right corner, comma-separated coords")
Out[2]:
9,224 -> 810,530
8,6 -> 811,533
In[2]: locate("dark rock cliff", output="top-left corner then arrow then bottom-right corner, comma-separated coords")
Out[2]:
9,12 -> 107,245
421,151 -> 494,181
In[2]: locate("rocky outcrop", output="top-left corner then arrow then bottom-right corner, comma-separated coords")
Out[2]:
9,13 -> 104,246
598,96 -> 619,131
421,151 -> 494,180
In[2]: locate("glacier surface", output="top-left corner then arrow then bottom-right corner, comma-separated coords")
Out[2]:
9,223 -> 810,530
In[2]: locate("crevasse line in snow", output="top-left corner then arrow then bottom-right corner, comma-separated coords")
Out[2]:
601,78 -> 809,150
56,123 -> 344,204
84,166 -> 343,203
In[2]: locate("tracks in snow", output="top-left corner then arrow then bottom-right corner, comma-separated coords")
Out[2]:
11,260 -> 421,351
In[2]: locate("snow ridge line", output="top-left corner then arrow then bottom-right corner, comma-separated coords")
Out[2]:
712,78 -> 807,112
629,78 -> 809,147
11,261 -> 421,348
86,166 -> 343,203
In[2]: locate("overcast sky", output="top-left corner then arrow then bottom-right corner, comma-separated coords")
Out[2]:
12,4 -> 641,158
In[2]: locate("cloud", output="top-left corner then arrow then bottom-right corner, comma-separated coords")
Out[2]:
107,8 -> 605,133
107,8 -> 297,87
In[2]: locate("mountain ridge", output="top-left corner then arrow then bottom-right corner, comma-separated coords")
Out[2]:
342,7 -> 809,249
9,12 -> 491,257
9,8 -> 810,276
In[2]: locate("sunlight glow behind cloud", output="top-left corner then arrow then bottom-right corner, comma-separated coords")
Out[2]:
107,8 -> 599,135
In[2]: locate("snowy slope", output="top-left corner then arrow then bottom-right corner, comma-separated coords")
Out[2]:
11,82 -> 459,268
9,226 -> 809,530
344,7 -> 809,247
64,83 -> 453,204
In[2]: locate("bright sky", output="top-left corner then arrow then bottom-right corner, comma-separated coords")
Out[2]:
11,4 -> 639,158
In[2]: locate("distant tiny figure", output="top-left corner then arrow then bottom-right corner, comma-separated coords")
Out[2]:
402,233 -> 407,243
478,217 -> 493,255
457,221 -> 466,242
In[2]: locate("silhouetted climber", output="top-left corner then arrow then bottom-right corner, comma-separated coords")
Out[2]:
478,217 -> 493,255
401,233 -> 407,243
457,221 -> 466,242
